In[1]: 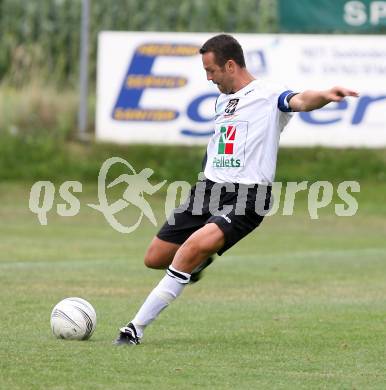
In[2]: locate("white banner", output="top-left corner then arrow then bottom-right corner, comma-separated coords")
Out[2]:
96,32 -> 386,147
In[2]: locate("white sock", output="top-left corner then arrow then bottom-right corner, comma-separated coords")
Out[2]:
131,265 -> 190,338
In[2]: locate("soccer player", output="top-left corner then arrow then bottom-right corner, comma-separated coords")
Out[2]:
114,34 -> 358,345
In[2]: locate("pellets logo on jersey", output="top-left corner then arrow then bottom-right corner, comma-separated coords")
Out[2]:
213,122 -> 245,168
224,99 -> 239,116
218,125 -> 236,154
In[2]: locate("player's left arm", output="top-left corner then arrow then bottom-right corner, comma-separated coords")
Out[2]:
288,86 -> 359,112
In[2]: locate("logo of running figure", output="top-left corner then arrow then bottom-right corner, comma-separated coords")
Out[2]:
218,125 -> 236,154
88,157 -> 166,234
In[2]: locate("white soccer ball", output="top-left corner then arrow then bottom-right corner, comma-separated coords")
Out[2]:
50,297 -> 97,340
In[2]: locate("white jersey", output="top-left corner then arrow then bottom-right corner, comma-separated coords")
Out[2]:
204,79 -> 294,185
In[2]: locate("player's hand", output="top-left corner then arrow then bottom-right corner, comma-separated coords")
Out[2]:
325,86 -> 359,102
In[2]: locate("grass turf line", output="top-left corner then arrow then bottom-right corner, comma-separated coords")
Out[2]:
0,183 -> 385,389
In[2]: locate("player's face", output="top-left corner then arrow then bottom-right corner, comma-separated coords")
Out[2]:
202,52 -> 233,94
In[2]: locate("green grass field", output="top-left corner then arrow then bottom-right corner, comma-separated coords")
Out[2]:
1,180 -> 386,389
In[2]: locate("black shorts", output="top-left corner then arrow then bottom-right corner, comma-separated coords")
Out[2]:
157,179 -> 272,256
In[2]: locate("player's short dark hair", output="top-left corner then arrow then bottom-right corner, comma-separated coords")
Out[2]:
199,34 -> 246,68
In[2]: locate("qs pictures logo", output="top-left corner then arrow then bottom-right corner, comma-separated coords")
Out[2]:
28,158 -> 361,232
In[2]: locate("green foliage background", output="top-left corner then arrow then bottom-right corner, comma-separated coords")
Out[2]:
0,0 -> 278,87
0,0 -> 384,186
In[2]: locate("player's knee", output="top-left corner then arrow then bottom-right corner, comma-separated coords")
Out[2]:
144,245 -> 172,269
144,255 -> 160,269
144,247 -> 160,269
144,257 -> 160,269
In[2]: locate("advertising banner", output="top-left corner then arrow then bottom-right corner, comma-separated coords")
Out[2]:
279,0 -> 386,33
96,32 -> 386,147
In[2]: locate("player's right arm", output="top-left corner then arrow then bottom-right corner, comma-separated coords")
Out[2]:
289,86 -> 359,112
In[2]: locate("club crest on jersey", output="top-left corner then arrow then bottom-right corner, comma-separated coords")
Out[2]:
224,98 -> 239,116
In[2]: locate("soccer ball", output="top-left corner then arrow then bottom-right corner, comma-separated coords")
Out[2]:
50,297 -> 97,340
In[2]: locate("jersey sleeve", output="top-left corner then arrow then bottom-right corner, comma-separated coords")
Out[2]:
277,90 -> 298,113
